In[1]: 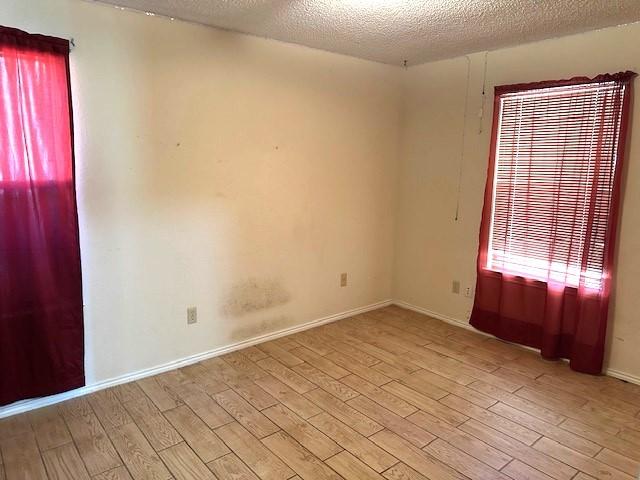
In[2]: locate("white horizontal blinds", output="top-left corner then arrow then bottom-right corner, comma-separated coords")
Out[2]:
487,81 -> 626,289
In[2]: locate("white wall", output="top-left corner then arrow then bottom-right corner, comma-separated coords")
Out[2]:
2,0 -> 402,385
394,22 -> 640,380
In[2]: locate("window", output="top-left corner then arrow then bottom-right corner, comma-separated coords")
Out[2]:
486,78 -> 629,290
472,72 -> 634,373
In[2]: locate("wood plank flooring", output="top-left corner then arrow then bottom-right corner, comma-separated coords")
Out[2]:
1,305 -> 639,479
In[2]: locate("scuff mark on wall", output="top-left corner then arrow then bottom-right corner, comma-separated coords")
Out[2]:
223,278 -> 290,317
230,315 -> 294,341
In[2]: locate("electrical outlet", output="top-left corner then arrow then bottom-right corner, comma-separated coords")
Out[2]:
464,286 -> 473,298
187,306 -> 197,325
452,280 -> 460,294
340,273 -> 348,287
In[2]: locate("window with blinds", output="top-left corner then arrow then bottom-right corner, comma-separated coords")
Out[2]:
487,80 -> 628,290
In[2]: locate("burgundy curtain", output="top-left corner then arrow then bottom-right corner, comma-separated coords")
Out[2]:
471,73 -> 635,374
0,26 -> 84,405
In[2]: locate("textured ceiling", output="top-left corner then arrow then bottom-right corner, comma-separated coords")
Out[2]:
93,0 -> 640,65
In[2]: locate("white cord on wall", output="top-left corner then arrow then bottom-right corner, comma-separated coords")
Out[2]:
454,55 -> 471,222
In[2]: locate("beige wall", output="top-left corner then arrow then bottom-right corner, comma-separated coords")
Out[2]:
394,23 -> 640,380
2,0 -> 639,397
2,0 -> 402,385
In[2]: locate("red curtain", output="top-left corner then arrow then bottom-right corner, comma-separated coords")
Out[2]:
0,26 -> 84,405
471,73 -> 635,374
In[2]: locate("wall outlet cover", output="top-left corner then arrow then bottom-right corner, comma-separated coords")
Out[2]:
187,306 -> 197,324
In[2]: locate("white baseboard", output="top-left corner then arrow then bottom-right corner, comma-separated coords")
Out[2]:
392,299 -> 548,351
605,368 -> 640,386
0,299 -> 392,419
393,300 -> 474,331
393,300 -> 640,386
3,296 -> 637,418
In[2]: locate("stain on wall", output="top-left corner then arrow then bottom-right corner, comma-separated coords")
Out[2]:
230,315 -> 295,341
223,278 -> 290,317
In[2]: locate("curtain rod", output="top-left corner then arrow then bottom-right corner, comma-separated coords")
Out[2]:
69,38 -> 76,51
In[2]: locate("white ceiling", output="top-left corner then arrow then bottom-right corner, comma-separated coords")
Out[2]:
94,0 -> 640,65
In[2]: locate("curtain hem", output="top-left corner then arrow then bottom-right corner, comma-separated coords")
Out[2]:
471,308 -> 604,375
0,374 -> 85,407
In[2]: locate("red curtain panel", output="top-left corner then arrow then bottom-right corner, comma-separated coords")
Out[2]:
0,26 -> 84,405
471,72 -> 635,374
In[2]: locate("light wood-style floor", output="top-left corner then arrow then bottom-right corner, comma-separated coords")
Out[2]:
1,306 -> 639,480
